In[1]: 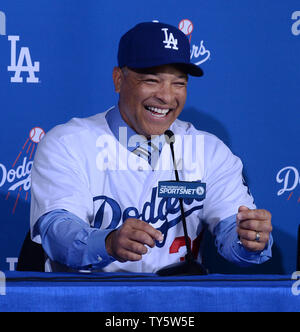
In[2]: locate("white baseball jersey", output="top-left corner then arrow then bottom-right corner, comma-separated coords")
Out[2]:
30,107 -> 255,273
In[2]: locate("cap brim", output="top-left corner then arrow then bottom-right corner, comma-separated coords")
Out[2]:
175,63 -> 204,77
127,61 -> 204,77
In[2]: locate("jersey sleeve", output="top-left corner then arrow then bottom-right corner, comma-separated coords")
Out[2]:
202,134 -> 256,233
30,127 -> 94,243
37,210 -> 115,269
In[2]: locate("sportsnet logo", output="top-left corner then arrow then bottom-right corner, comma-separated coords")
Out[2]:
178,19 -> 210,66
276,166 -> 300,203
0,127 -> 45,213
158,181 -> 206,199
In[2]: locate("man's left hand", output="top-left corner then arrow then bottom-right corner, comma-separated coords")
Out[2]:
236,206 -> 272,252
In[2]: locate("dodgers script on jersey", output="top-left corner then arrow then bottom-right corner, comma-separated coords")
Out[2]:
30,107 -> 255,273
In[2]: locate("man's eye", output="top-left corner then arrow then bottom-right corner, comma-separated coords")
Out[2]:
174,81 -> 187,86
144,78 -> 159,83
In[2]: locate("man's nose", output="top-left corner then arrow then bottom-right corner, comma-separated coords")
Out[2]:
154,82 -> 174,105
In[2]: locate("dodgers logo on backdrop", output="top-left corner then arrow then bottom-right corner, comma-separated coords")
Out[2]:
7,36 -> 40,83
0,127 -> 45,214
178,19 -> 211,66
276,166 -> 300,203
162,28 -> 179,50
291,11 -> 300,36
0,11 -> 5,36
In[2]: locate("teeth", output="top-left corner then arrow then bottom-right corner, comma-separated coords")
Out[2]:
147,106 -> 170,115
151,112 -> 166,118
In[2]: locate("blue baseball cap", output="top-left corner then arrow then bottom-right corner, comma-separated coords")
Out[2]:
117,22 -> 203,77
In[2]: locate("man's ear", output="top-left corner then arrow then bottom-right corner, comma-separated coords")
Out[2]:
112,67 -> 122,93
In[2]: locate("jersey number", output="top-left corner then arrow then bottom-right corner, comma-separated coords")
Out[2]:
169,232 -> 204,261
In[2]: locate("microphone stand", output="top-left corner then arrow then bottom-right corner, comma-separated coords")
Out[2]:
157,132 -> 207,276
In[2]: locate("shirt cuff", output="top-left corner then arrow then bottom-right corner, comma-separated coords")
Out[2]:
214,214 -> 273,267
232,233 -> 273,265
37,209 -> 116,270
87,229 -> 116,268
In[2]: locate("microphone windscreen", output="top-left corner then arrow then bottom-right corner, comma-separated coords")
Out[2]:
164,130 -> 175,144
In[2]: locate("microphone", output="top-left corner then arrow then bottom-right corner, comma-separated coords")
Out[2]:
164,130 -> 178,179
156,130 -> 207,276
164,129 -> 176,144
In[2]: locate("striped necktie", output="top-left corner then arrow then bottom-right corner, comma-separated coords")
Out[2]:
132,140 -> 159,168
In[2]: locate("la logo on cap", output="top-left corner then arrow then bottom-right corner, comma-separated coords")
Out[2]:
161,28 -> 179,50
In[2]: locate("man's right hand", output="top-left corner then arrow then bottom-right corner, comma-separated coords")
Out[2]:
105,218 -> 164,262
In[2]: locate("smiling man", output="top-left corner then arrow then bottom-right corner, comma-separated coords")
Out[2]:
30,22 -> 273,273
113,65 -> 188,138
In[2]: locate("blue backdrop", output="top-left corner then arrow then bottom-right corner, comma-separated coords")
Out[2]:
0,0 -> 299,274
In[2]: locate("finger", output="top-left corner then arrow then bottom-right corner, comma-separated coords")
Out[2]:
237,209 -> 271,222
238,219 -> 272,233
237,228 -> 269,244
112,237 -> 146,262
236,206 -> 250,225
238,205 -> 250,213
125,218 -> 164,242
115,248 -> 143,262
123,239 -> 149,256
105,227 -> 147,262
240,238 -> 266,252
129,229 -> 156,248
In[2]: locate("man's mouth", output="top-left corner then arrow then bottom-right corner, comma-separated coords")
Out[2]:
145,106 -> 172,118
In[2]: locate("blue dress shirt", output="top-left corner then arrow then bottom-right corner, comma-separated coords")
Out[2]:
36,107 -> 272,270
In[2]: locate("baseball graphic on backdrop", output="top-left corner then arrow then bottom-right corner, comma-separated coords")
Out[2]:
178,19 -> 194,36
29,127 -> 45,143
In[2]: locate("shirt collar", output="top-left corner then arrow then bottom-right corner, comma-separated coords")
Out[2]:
105,106 -> 164,153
